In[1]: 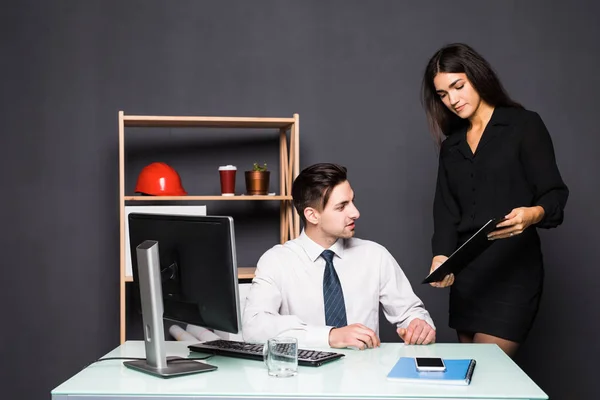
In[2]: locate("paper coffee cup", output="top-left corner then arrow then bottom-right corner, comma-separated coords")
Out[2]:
219,165 -> 237,196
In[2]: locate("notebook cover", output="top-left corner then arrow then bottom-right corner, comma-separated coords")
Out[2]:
422,217 -> 505,284
386,357 -> 476,385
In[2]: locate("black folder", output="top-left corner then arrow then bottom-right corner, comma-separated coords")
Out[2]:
422,217 -> 504,284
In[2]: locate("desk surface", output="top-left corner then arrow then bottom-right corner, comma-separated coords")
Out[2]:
52,341 -> 547,400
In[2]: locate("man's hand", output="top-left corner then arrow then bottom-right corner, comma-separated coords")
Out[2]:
397,318 -> 436,345
429,255 -> 454,288
488,206 -> 545,240
328,323 -> 381,350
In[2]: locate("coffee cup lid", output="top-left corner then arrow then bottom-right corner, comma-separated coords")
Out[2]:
218,165 -> 237,171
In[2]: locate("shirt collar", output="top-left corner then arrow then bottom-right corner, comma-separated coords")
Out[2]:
488,106 -> 512,126
298,230 -> 346,262
443,106 -> 513,147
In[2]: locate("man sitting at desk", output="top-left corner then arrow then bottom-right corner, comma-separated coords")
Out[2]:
242,163 -> 436,349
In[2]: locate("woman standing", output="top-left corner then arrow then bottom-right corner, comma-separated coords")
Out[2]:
422,43 -> 568,357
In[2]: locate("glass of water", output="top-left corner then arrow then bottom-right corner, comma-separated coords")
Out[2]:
263,337 -> 298,377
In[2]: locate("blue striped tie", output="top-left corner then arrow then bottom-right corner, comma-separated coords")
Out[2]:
321,250 -> 347,328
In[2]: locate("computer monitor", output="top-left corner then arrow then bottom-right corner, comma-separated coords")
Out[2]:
125,213 -> 241,377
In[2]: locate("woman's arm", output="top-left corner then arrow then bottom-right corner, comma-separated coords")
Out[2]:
520,112 -> 569,229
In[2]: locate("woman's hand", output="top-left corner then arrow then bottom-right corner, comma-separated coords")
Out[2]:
429,255 -> 454,288
488,206 -> 545,240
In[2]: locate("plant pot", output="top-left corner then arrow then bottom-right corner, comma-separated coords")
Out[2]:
245,171 -> 270,195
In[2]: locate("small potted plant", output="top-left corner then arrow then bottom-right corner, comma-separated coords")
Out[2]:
245,162 -> 270,195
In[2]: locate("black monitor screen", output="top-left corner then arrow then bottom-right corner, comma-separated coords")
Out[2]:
128,213 -> 241,334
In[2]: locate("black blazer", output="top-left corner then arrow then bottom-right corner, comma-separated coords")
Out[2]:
432,106 -> 569,257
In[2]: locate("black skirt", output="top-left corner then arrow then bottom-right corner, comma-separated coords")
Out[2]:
448,227 -> 544,343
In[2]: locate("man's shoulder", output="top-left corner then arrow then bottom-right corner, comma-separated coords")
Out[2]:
259,237 -> 304,258
345,237 -> 389,253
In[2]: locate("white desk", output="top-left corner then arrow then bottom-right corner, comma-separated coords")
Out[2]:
52,341 -> 547,400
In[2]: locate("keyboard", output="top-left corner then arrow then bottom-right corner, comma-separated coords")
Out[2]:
188,339 -> 345,367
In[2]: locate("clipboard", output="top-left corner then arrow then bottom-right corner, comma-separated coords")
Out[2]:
422,217 -> 505,284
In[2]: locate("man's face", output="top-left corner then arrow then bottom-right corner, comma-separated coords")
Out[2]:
317,180 -> 360,239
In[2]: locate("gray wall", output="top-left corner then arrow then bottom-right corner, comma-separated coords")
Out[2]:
1,1 -> 598,399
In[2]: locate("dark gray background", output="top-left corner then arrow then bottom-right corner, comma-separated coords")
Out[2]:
1,1 -> 597,399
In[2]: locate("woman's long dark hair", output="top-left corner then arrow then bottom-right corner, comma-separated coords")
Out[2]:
421,43 -> 522,146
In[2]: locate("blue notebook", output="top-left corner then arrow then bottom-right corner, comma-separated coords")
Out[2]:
387,357 -> 476,385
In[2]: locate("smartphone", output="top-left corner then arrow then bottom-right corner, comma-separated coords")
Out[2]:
415,357 -> 446,372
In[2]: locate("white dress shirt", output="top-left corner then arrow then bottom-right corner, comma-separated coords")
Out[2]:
242,231 -> 435,348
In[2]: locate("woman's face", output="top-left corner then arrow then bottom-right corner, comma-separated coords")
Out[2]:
433,72 -> 482,120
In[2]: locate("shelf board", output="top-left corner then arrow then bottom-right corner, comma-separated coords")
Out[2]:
124,267 -> 255,282
124,195 -> 292,201
237,267 -> 256,280
123,115 -> 295,129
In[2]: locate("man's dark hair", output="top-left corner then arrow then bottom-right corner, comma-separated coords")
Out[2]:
292,163 -> 348,224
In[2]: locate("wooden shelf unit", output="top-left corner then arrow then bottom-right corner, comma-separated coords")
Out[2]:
122,267 -> 257,283
118,111 -> 300,343
124,195 -> 293,201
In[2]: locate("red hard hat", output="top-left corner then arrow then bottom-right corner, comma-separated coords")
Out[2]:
134,162 -> 187,196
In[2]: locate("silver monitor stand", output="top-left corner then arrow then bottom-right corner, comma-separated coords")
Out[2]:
123,240 -> 217,378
